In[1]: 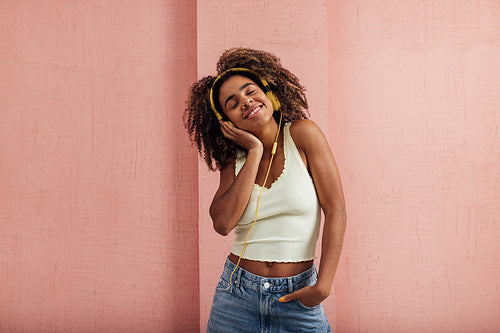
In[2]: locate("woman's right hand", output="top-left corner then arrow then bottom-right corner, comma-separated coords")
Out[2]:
219,121 -> 263,152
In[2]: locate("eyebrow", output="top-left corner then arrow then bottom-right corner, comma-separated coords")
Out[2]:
223,82 -> 255,109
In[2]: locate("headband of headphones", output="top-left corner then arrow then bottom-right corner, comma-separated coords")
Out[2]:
209,67 -> 281,121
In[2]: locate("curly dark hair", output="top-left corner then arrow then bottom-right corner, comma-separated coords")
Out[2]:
184,47 -> 309,171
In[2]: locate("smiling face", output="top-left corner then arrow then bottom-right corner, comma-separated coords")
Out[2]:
217,75 -> 275,131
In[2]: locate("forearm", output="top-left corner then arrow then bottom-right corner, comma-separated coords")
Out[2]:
278,209 -> 346,307
315,210 -> 347,295
210,147 -> 262,235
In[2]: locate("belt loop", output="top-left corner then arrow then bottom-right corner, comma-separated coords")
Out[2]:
235,267 -> 243,288
287,277 -> 294,294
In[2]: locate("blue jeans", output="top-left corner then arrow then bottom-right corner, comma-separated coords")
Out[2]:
207,257 -> 332,333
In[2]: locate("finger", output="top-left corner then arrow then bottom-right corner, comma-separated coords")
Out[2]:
219,121 -> 234,138
279,292 -> 299,303
221,121 -> 239,134
219,120 -> 228,132
220,121 -> 236,135
221,121 -> 247,143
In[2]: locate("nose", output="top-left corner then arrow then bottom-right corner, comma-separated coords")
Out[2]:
242,96 -> 253,109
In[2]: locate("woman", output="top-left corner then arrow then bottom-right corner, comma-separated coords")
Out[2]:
184,48 -> 346,332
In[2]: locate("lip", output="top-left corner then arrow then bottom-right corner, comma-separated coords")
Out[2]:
244,104 -> 263,119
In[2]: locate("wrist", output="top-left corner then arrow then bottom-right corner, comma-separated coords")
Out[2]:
314,282 -> 332,299
247,144 -> 263,156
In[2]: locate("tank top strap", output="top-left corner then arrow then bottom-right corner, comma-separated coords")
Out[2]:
283,122 -> 310,176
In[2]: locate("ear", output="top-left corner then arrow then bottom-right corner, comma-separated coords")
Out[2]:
266,91 -> 281,111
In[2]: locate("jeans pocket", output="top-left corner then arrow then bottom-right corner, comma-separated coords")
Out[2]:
215,276 -> 232,293
294,299 -> 321,310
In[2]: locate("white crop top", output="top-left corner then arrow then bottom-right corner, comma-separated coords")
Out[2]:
231,122 -> 321,262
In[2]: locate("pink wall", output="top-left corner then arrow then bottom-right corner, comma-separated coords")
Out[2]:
1,1 -> 499,332
1,1 -> 199,332
328,1 -> 500,332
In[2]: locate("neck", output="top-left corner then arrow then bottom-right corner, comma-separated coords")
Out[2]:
257,122 -> 279,154
252,113 -> 282,155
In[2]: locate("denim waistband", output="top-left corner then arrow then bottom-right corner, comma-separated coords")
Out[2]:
221,257 -> 317,294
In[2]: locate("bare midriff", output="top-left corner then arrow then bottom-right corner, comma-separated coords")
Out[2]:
228,252 -> 313,278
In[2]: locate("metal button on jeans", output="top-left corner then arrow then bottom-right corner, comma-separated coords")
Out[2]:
263,282 -> 270,289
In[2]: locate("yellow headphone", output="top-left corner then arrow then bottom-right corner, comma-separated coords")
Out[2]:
209,67 -> 281,125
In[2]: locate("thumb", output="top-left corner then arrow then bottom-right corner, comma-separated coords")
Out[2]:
279,291 -> 299,303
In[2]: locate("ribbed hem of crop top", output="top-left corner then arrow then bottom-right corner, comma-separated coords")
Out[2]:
230,122 -> 321,262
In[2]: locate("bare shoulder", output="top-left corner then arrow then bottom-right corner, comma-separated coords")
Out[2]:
289,119 -> 328,151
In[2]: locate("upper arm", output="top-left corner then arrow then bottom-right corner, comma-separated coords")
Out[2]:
290,120 -> 346,214
211,158 -> 235,204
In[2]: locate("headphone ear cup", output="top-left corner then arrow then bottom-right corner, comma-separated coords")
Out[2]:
266,91 -> 281,111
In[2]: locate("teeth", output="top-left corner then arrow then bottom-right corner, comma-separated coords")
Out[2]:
248,106 -> 261,117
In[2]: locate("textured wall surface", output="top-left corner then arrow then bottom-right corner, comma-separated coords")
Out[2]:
328,1 -> 500,332
0,1 -> 199,332
2,1 -> 499,332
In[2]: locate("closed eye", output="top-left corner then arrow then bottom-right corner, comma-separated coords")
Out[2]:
230,90 -> 254,109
